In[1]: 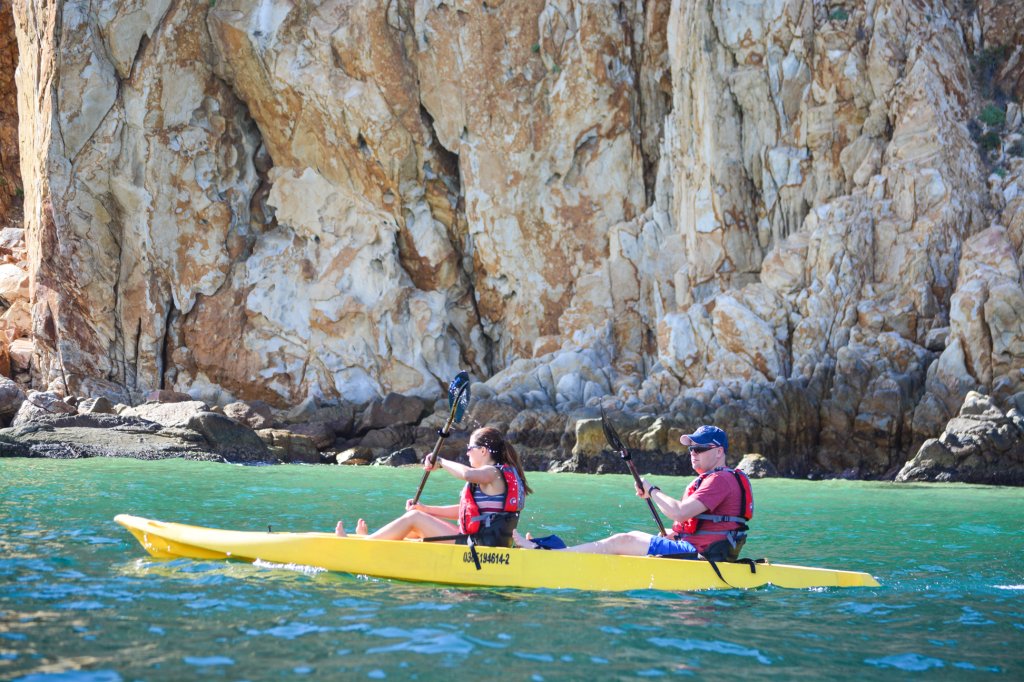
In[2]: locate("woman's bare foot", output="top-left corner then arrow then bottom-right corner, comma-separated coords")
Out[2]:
512,529 -> 538,549
336,519 -> 369,537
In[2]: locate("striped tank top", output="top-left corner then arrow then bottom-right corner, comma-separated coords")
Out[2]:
472,487 -> 507,514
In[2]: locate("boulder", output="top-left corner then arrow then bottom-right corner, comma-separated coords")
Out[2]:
307,403 -> 356,437
256,428 -> 319,464
638,418 -> 671,452
0,375 -> 25,419
465,399 -> 521,431
373,447 -> 419,467
507,409 -> 566,450
571,418 -> 609,458
0,263 -> 28,301
77,396 -> 114,415
359,425 -> 414,451
736,453 -> 778,478
1,301 -> 31,336
358,393 -> 427,432
335,447 -> 377,466
223,400 -> 274,430
11,391 -> 77,427
121,401 -> 209,428
154,426 -> 208,444
0,228 -> 25,256
145,389 -> 194,403
8,338 -> 32,372
283,421 -> 335,450
185,411 -> 273,463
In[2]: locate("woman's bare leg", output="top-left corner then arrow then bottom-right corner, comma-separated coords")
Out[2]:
337,510 -> 456,541
368,510 -> 457,541
513,529 -> 653,555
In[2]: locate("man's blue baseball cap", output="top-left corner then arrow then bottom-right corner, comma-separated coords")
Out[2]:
680,425 -> 728,452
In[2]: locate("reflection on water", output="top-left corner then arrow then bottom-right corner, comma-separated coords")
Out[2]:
1,458 -> 1023,680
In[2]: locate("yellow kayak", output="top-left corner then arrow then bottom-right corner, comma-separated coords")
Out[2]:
114,514 -> 879,591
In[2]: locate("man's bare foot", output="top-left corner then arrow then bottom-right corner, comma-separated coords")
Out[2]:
356,518 -> 368,536
335,520 -> 347,537
512,529 -> 538,549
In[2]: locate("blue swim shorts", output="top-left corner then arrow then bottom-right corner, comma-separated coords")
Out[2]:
647,534 -> 699,556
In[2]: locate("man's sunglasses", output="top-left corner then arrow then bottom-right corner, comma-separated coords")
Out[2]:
688,444 -> 717,454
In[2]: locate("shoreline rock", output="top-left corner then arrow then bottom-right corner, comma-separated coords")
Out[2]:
897,392 -> 1024,485
2,383 -> 1022,486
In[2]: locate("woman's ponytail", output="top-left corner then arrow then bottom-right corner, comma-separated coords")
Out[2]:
471,426 -> 533,495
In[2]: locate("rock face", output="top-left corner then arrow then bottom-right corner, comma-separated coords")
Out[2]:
9,1 -> 1024,480
0,2 -> 19,222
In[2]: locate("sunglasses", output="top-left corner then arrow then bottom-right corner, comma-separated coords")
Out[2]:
466,444 -> 483,453
688,445 -> 717,454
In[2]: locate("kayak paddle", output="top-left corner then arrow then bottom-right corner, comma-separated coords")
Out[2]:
601,407 -> 668,536
411,371 -> 471,505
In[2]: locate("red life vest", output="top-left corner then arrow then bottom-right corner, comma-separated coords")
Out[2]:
457,464 -> 525,535
672,466 -> 754,537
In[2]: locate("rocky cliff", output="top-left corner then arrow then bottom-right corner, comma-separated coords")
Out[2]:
6,0 -> 1024,479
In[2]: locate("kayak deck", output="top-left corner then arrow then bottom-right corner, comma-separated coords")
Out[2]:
114,514 -> 879,592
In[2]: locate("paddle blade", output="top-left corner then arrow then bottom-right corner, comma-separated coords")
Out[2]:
448,371 -> 471,423
600,407 -> 626,453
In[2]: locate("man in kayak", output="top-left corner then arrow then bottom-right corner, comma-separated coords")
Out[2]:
514,425 -> 753,561
336,426 -> 533,547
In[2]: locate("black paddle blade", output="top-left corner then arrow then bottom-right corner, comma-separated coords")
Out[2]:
600,407 -> 626,453
448,371 -> 471,423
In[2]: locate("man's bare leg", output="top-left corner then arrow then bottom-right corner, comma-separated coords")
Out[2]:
514,529 -> 652,555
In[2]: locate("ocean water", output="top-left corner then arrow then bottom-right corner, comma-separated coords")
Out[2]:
1,458 -> 1022,680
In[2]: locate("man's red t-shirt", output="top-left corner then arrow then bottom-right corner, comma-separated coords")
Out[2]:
679,470 -> 745,552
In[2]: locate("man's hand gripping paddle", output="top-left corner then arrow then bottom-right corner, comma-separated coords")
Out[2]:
601,407 -> 668,537
411,371 -> 471,505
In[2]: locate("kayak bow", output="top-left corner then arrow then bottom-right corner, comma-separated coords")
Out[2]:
114,514 -> 879,591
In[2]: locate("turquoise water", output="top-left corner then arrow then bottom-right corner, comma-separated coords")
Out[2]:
1,458 -> 1022,680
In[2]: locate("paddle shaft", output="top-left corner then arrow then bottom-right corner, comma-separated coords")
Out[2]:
411,384 -> 469,505
621,453 -> 668,536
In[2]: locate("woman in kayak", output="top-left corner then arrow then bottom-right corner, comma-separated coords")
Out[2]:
335,426 -> 533,547
514,425 -> 752,561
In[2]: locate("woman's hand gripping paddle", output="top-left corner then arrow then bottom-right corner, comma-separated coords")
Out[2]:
601,407 -> 668,537
411,371 -> 471,505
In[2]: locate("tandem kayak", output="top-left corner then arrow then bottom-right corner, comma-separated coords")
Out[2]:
114,514 -> 879,591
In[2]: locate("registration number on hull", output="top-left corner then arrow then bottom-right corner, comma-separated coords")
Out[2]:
462,550 -> 510,565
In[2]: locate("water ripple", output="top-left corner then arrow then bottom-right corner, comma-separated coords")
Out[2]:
244,622 -> 334,639
864,653 -> 945,671
836,601 -> 913,616
367,625 -> 476,655
954,606 -> 996,626
12,672 -> 123,682
184,655 -> 234,666
648,637 -> 772,665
